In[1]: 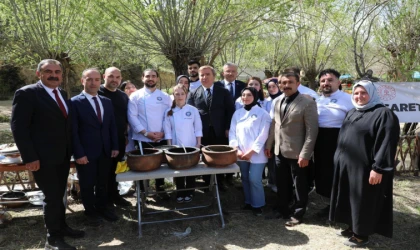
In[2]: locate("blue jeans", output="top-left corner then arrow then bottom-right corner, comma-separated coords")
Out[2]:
237,161 -> 266,208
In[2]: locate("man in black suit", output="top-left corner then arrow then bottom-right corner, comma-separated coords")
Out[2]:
188,65 -> 235,190
214,63 -> 246,102
11,59 -> 84,250
71,68 -> 119,226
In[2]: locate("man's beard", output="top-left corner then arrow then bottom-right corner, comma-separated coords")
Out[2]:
322,87 -> 332,94
145,82 -> 156,88
190,72 -> 198,78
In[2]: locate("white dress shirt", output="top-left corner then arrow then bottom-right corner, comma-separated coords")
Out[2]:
82,91 -> 104,121
202,84 -> 214,99
128,88 -> 172,142
223,80 -> 236,97
317,90 -> 354,128
40,81 -> 68,113
163,104 -> 203,147
229,105 -> 271,164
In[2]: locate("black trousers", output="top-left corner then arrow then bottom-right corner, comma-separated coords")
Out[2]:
107,143 -> 126,202
201,127 -> 230,185
175,176 -> 195,197
275,154 -> 309,220
76,151 -> 111,214
134,140 -> 167,191
32,160 -> 70,237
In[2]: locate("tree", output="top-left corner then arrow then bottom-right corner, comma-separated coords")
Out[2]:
98,0 -> 277,77
2,0 -> 101,93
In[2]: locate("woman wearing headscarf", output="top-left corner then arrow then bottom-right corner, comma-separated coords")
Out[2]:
171,75 -> 190,101
329,80 -> 400,247
235,77 -> 265,110
229,87 -> 271,216
263,78 -> 282,192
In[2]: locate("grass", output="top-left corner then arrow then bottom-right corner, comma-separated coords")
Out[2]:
1,176 -> 419,249
0,114 -> 10,123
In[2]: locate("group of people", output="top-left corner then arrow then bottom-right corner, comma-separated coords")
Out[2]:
10,58 -> 400,249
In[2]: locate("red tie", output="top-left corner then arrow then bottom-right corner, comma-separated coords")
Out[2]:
92,96 -> 102,123
52,89 -> 67,118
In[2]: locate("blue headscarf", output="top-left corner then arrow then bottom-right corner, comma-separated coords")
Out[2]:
351,80 -> 383,111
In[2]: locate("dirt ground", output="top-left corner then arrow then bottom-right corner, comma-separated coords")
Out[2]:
1,175 -> 419,250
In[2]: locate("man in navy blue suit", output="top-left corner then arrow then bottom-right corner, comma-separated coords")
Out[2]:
71,68 -> 119,226
214,63 -> 246,102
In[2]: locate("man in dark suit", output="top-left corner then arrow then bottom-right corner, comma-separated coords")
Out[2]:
214,63 -> 246,102
188,65 -> 235,190
11,59 -> 84,250
71,68 -> 119,226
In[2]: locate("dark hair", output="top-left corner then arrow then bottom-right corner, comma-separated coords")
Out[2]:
283,66 -> 301,75
120,80 -> 133,91
167,84 -> 188,116
248,76 -> 265,101
279,71 -> 300,83
188,60 -> 200,67
176,75 -> 190,90
318,68 -> 341,80
142,69 -> 159,78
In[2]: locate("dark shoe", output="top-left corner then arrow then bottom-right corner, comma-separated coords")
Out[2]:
176,196 -> 184,203
343,236 -> 370,248
113,196 -> 132,207
252,207 -> 263,216
218,183 -> 228,192
85,213 -> 104,227
336,227 -> 353,237
45,238 -> 76,250
97,209 -> 119,222
184,195 -> 193,203
61,226 -> 85,239
316,205 -> 330,218
241,204 -> 252,210
285,217 -> 301,227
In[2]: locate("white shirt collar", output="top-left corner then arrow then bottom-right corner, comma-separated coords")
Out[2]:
82,90 -> 98,99
202,84 -> 214,91
40,81 -> 56,93
224,80 -> 235,85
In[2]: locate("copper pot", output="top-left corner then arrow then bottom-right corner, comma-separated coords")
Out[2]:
152,145 -> 177,163
126,149 -> 163,172
1,191 -> 27,208
201,145 -> 237,168
165,147 -> 200,170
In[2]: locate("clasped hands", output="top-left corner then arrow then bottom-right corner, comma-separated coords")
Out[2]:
146,131 -> 164,142
237,149 -> 255,161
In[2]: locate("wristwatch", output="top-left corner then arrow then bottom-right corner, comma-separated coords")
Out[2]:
143,131 -> 148,137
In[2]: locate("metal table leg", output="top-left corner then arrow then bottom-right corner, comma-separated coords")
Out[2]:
213,175 -> 225,228
136,180 -> 142,237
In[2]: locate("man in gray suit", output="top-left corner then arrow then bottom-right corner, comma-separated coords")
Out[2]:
265,71 -> 318,226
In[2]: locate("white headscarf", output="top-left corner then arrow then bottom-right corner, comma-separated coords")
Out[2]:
351,80 -> 383,111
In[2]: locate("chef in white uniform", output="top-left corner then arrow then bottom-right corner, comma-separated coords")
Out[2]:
164,84 -> 202,203
127,69 -> 172,195
229,87 -> 271,216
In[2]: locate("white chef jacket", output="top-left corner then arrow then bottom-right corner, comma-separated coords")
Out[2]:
128,88 -> 172,142
235,96 -> 265,110
264,97 -> 275,114
163,104 -> 203,147
229,105 -> 271,164
298,85 -> 319,100
317,90 -> 354,128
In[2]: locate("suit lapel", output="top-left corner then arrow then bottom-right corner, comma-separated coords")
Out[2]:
282,94 -> 303,122
36,82 -> 65,118
80,93 -> 101,124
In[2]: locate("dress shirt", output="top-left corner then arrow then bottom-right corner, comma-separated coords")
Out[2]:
317,90 -> 353,128
224,80 -> 236,97
189,79 -> 201,92
202,84 -> 214,99
40,81 -> 68,113
82,91 -> 104,121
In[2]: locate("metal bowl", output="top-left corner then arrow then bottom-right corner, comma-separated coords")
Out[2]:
1,191 -> 27,208
165,147 -> 200,170
201,145 -> 237,168
126,149 -> 163,172
152,145 -> 177,163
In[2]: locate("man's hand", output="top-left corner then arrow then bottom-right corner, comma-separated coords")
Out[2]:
111,150 -> 119,158
25,160 -> 40,172
241,150 -> 255,161
369,170 -> 382,185
264,149 -> 272,158
147,132 -> 164,142
298,157 -> 309,168
76,156 -> 89,165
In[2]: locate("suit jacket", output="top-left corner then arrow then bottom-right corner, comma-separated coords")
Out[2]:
215,80 -> 246,101
71,93 -> 118,160
265,93 -> 318,160
11,81 -> 72,165
187,84 -> 235,138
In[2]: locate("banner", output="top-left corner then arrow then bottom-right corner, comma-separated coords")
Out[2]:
375,82 -> 420,123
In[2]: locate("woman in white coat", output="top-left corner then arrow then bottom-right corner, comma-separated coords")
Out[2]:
229,87 -> 271,216
164,84 -> 202,203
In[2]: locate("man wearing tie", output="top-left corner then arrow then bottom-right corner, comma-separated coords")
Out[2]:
188,65 -> 235,190
11,59 -> 84,250
215,63 -> 246,101
71,68 -> 119,226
